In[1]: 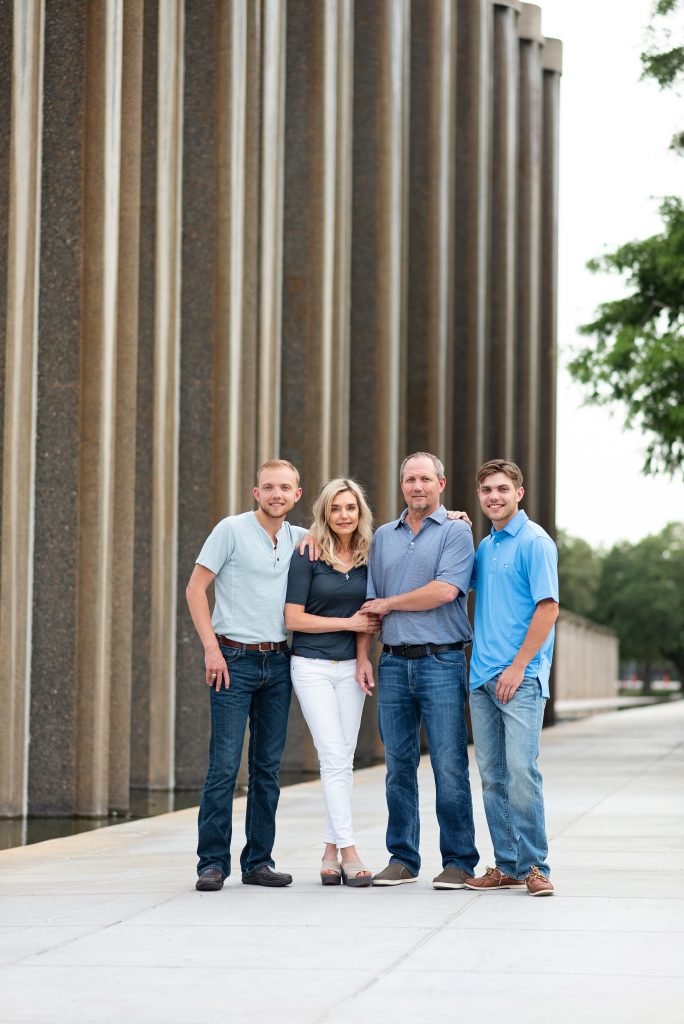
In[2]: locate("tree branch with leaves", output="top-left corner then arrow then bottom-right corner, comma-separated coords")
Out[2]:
569,1 -> 684,476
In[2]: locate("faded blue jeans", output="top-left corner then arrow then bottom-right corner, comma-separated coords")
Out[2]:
197,644 -> 292,879
377,649 -> 478,877
469,675 -> 549,879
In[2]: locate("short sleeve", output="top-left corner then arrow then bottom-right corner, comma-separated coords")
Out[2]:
196,518 -> 236,575
526,536 -> 559,604
285,550 -> 315,605
366,537 -> 378,599
469,556 -> 478,593
434,520 -> 475,595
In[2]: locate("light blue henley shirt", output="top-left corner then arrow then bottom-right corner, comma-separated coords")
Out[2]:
196,511 -> 307,643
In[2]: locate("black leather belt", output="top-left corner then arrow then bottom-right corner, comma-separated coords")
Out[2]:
382,641 -> 466,659
216,635 -> 288,653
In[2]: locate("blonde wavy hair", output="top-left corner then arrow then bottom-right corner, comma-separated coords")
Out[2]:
310,478 -> 373,568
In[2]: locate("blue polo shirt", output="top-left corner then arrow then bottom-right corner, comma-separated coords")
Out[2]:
469,509 -> 558,696
367,505 -> 474,645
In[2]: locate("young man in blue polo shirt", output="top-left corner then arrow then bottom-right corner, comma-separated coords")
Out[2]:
465,459 -> 559,897
186,459 -> 307,892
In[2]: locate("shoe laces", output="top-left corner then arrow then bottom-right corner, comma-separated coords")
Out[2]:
484,866 -> 499,876
527,866 -> 545,881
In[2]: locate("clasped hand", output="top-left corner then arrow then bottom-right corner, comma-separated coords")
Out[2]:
347,609 -> 381,633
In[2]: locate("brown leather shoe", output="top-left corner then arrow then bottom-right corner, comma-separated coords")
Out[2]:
526,866 -> 555,896
464,866 -> 525,891
196,868 -> 224,891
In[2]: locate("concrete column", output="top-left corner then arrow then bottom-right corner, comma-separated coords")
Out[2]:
538,37 -> 561,536
257,0 -> 286,464
539,34 -> 561,727
174,1 -> 219,791
406,0 -> 458,470
28,2 -> 86,815
452,0 -> 490,526
486,0 -> 520,460
279,0 -> 355,772
350,0 -> 410,524
0,0 -> 44,817
108,1 -> 144,813
148,0 -> 184,790
213,0 -> 261,518
0,0 -> 12,530
281,0 -> 354,506
349,0 -> 410,764
130,1 -> 158,791
515,3 -> 543,519
75,0 -> 124,816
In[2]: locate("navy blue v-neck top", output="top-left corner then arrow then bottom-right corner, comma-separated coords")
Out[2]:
285,551 -> 368,660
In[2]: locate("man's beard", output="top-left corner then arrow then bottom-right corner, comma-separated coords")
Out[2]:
259,501 -> 289,520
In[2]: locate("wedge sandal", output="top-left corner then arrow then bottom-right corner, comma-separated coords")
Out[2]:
320,859 -> 342,886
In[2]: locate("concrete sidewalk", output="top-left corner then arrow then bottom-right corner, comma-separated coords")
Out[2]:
1,702 -> 683,1024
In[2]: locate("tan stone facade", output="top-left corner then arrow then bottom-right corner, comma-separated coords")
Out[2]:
0,1 -> 561,817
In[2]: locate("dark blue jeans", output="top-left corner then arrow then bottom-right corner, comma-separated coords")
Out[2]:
377,649 -> 478,877
197,644 -> 292,878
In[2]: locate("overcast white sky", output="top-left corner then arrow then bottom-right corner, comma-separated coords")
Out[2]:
535,0 -> 682,548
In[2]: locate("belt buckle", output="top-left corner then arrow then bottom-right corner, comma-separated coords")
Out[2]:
257,641 -> 272,653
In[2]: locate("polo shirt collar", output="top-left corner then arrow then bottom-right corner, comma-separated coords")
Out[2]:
491,508 -> 528,538
394,504 -> 447,528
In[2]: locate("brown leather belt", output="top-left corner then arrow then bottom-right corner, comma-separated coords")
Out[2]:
216,634 -> 288,653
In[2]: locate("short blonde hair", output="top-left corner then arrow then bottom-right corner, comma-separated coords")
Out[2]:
309,478 -> 373,568
476,459 -> 523,489
256,459 -> 300,486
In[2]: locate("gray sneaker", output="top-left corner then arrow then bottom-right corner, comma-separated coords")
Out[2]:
432,866 -> 471,889
372,862 -> 418,886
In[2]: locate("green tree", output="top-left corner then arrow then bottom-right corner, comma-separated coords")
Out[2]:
640,0 -> 684,151
592,522 -> 684,687
557,530 -> 602,618
569,1 -> 684,475
569,197 -> 684,476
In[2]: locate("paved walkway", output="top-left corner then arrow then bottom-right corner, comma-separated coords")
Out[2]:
1,702 -> 683,1023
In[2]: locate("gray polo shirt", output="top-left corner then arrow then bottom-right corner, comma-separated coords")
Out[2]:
196,511 -> 307,643
367,505 -> 474,645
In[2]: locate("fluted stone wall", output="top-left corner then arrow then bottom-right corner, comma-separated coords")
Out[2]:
555,613 -> 619,702
0,0 -> 562,818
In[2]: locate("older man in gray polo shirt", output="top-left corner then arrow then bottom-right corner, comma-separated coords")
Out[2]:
356,452 -> 479,888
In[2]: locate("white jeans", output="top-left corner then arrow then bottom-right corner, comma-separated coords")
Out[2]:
290,655 -> 366,848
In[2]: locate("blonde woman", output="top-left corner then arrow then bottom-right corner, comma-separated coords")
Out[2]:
285,479 -> 379,887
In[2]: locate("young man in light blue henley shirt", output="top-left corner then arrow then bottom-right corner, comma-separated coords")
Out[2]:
186,459 -> 307,892
465,459 -> 559,897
